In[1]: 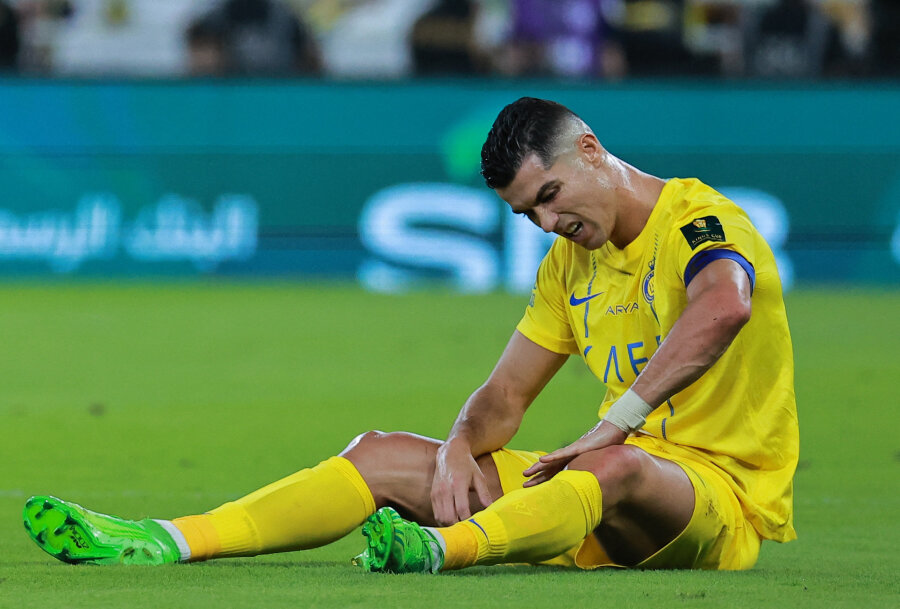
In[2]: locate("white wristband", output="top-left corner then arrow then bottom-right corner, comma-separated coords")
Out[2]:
602,388 -> 654,433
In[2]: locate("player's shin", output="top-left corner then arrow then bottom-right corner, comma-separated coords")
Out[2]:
172,456 -> 375,560
439,470 -> 602,570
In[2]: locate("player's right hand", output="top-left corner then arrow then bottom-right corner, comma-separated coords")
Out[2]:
431,438 -> 494,526
522,420 -> 628,487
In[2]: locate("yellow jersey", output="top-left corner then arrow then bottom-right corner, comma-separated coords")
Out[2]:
517,177 -> 798,543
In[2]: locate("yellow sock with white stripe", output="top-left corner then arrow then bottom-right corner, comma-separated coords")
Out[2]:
438,470 -> 603,570
171,456 -> 375,561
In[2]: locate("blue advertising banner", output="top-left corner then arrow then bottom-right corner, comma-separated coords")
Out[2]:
0,80 -> 898,289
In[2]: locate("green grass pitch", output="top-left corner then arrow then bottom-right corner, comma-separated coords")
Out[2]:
0,283 -> 897,608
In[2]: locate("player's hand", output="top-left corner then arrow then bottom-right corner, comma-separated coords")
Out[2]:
431,438 -> 494,526
522,420 -> 627,487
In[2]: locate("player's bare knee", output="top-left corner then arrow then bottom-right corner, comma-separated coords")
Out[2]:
341,430 -> 387,456
343,430 -> 434,478
344,432 -> 439,517
568,445 -> 647,503
341,432 -> 401,501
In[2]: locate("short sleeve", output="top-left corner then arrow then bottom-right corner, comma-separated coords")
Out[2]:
516,239 -> 578,355
670,200 -> 759,290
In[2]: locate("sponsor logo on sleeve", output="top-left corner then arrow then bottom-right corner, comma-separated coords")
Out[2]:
679,216 -> 726,250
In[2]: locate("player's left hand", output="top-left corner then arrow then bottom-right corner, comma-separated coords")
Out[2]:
522,420 -> 627,487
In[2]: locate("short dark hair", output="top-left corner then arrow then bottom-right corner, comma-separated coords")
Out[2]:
480,97 -> 581,189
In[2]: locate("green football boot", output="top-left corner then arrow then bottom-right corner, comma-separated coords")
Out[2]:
352,507 -> 444,574
23,495 -> 181,565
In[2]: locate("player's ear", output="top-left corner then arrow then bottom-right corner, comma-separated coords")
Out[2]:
578,133 -> 603,165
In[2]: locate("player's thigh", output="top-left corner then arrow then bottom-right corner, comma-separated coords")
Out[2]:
568,445 -> 695,566
340,430 -> 502,525
636,458 -> 761,570
623,435 -> 762,570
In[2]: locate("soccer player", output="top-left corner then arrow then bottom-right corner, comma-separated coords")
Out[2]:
24,97 -> 797,572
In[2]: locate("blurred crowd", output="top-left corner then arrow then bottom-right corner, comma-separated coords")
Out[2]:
0,0 -> 896,79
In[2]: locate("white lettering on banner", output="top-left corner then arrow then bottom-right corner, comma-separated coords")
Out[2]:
358,183 -> 794,293
0,195 -> 120,272
504,212 -> 558,292
0,194 -> 121,273
358,183 -> 557,293
125,194 -> 258,270
358,183 -> 500,293
0,194 -> 258,272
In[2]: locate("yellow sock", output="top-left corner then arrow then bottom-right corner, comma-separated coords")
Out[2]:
172,456 -> 375,561
438,522 -> 479,570
438,470 -> 602,569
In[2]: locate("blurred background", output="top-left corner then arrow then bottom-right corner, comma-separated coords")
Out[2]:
0,0 -> 896,290
0,0 -> 896,80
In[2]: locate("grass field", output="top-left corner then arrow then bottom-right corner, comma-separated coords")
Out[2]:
0,283 -> 897,608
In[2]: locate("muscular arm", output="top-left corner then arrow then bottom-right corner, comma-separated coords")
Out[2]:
632,257 -> 752,407
432,330 -> 568,524
448,330 -> 568,456
524,257 -> 753,484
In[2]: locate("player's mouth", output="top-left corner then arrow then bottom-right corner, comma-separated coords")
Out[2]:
561,221 -> 583,240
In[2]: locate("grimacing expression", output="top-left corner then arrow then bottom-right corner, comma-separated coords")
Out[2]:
496,144 -> 616,251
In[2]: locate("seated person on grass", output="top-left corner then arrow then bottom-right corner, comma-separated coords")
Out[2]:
24,97 -> 798,572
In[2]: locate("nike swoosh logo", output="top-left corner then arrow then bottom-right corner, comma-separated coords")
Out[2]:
569,291 -> 604,306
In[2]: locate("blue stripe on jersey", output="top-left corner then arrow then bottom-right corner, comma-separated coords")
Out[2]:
684,249 -> 755,292
661,400 -> 675,439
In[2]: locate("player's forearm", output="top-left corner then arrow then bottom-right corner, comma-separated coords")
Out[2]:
632,292 -> 750,408
445,382 -> 525,457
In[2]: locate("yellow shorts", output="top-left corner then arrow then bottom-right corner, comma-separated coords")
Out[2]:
490,435 -> 761,570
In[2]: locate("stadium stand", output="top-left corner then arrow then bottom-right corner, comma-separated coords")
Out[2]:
0,0 -> 894,78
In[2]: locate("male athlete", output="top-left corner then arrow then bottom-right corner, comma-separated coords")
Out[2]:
24,97 -> 797,572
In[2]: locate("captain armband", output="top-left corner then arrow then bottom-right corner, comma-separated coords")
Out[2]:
602,388 -> 655,434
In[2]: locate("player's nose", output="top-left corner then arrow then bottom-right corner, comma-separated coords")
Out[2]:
535,208 -> 558,233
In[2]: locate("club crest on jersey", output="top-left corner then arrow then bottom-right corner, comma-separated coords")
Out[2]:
643,235 -> 658,322
642,270 -> 658,323
680,216 -> 726,249
642,270 -> 654,305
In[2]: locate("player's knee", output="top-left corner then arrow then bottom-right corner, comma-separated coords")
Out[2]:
342,430 -> 388,455
340,431 -> 437,513
340,431 -> 406,493
568,444 -> 647,499
342,431 -> 431,467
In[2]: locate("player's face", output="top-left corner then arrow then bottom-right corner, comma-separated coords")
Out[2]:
496,146 -> 615,250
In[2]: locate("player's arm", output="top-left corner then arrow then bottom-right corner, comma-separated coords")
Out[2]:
632,256 -> 752,406
431,330 -> 568,525
524,258 -> 752,485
